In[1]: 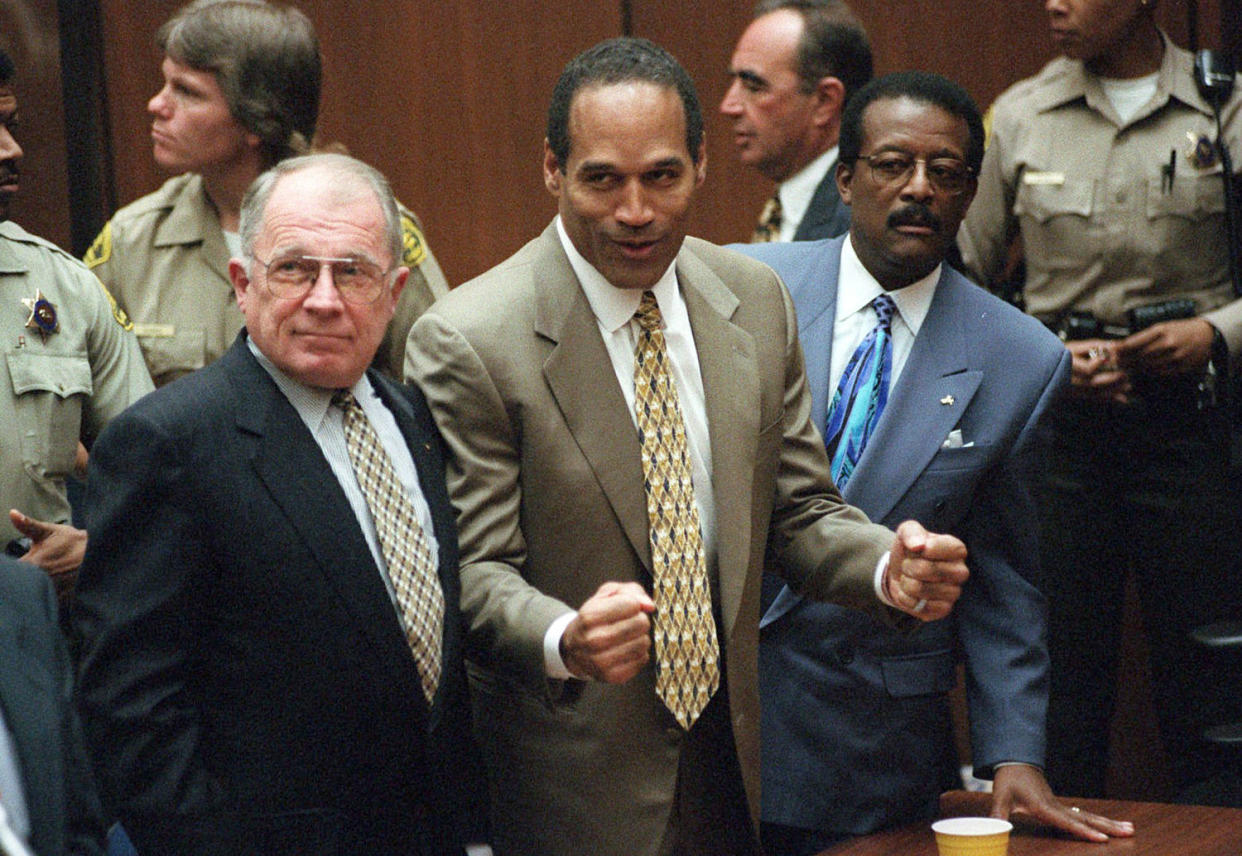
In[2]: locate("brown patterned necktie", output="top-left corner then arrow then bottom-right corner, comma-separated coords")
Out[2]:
751,192 -> 783,243
632,291 -> 720,730
332,390 -> 444,703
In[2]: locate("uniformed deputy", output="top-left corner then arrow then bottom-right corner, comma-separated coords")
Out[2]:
958,0 -> 1242,803
1,48 -> 152,587
84,0 -> 448,388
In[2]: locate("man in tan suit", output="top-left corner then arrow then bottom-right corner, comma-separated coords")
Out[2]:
406,37 -> 968,856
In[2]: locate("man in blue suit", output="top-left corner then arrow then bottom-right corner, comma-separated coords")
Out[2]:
73,154 -> 479,855
734,72 -> 1133,855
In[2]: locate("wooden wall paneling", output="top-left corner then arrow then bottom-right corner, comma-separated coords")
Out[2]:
91,0 -> 1232,284
97,0 -> 181,216
2,0 -> 71,249
308,1 -> 622,286
59,0 -> 115,256
1225,0 -> 1242,65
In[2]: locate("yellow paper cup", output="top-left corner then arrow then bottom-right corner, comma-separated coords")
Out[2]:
931,817 -> 1013,856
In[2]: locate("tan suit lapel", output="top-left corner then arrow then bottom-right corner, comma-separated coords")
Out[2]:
535,227 -> 653,572
677,246 -> 758,644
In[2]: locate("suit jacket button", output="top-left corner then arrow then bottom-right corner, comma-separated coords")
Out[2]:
665,726 -> 683,743
836,644 -> 855,665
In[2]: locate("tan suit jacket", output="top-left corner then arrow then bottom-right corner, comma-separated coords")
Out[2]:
407,223 -> 894,856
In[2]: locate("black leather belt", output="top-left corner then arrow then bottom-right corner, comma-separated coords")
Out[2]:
1039,299 -> 1197,341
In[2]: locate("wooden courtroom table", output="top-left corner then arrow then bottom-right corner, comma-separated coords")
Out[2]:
817,790 -> 1242,855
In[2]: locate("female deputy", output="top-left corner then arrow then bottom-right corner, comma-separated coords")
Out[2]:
958,0 -> 1242,802
85,0 -> 448,387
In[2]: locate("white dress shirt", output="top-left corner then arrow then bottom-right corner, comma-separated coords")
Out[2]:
543,217 -> 718,678
831,237 -> 940,603
247,337 -> 439,610
832,234 -> 939,391
0,707 -> 30,845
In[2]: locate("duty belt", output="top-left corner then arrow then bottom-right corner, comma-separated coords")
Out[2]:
1039,299 -> 1197,342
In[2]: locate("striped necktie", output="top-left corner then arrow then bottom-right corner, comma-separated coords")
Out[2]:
823,293 -> 896,489
332,390 -> 444,703
632,291 -> 720,730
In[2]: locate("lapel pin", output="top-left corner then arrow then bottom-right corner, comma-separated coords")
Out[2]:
940,394 -> 955,406
21,290 -> 60,343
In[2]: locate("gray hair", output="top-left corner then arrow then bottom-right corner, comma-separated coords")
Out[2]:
158,0 -> 321,166
239,153 -> 404,274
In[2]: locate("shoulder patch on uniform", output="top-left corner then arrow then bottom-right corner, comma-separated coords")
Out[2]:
94,276 -> 133,331
84,222 -> 113,269
400,214 -> 428,268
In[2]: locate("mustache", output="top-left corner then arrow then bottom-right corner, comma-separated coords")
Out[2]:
887,203 -> 941,232
0,161 -> 18,181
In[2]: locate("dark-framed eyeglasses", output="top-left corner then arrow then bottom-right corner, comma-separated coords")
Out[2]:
254,253 -> 392,304
852,152 -> 975,195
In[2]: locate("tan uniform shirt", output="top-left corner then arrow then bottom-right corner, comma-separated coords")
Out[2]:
959,33 -> 1242,355
0,220 -> 152,542
85,173 -> 450,386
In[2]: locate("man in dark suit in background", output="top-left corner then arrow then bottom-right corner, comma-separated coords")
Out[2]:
720,0 -> 872,243
734,72 -> 1133,855
0,554 -> 105,856
73,153 -> 477,856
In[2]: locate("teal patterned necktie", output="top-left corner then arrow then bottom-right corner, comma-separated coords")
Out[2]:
823,293 -> 896,489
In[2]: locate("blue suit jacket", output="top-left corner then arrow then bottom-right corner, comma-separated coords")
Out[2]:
732,236 -> 1069,835
74,334 -> 478,856
0,557 -> 105,856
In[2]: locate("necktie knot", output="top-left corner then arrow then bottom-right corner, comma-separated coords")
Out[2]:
331,389 -> 359,412
752,193 -> 783,243
634,291 -> 664,333
872,293 -> 897,330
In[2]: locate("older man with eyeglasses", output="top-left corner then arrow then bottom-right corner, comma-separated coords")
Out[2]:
731,71 -> 1132,854
73,153 -> 482,856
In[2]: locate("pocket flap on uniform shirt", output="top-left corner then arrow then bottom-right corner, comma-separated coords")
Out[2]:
1014,178 -> 1094,223
6,351 -> 93,398
1146,172 -> 1227,221
879,648 -> 956,698
138,327 -> 207,381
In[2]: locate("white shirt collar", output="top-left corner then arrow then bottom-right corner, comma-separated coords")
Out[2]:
554,215 -> 684,332
839,233 -> 939,334
246,335 -> 374,433
777,146 -> 839,240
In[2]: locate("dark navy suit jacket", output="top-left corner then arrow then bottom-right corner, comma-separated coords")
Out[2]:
733,236 -> 1069,835
0,556 -> 105,856
791,165 -> 851,242
74,334 -> 478,856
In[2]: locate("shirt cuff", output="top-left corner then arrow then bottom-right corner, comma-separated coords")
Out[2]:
873,551 -> 895,606
543,611 -> 578,679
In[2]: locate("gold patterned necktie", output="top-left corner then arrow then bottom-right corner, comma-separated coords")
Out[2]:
332,390 -> 444,703
632,291 -> 720,730
751,192 -> 783,243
